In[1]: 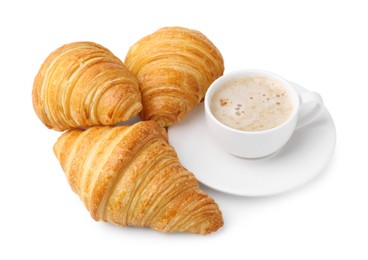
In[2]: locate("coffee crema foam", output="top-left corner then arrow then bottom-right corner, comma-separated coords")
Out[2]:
210,76 -> 294,131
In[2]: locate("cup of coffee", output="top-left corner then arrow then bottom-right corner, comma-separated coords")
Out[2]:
204,69 -> 324,158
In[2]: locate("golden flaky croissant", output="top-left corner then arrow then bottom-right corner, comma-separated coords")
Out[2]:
53,121 -> 223,234
33,42 -> 142,131
125,27 -> 224,127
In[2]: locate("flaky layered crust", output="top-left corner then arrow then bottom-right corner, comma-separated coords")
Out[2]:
125,27 -> 224,127
53,121 -> 223,234
33,42 -> 142,131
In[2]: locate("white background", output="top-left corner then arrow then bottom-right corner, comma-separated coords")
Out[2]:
1,0 -> 367,259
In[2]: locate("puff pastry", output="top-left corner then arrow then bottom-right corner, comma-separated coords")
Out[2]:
125,27 -> 224,127
33,42 -> 142,131
53,121 -> 223,234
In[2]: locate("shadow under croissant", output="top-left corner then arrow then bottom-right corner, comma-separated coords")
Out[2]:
97,219 -> 226,237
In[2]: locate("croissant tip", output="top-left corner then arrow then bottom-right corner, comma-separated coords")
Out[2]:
198,215 -> 225,235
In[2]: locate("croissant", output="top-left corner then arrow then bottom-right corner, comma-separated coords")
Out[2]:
125,27 -> 224,127
53,121 -> 223,234
32,41 -> 142,131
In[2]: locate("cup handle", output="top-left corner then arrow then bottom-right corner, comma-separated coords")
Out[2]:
296,91 -> 324,129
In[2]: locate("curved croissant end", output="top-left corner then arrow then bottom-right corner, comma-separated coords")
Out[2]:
33,42 -> 142,131
53,121 -> 223,235
125,27 -> 224,127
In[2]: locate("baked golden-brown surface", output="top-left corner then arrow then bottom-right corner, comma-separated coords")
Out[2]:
33,41 -> 142,131
125,27 -> 224,127
53,121 -> 223,234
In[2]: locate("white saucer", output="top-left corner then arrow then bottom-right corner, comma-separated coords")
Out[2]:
168,83 -> 336,197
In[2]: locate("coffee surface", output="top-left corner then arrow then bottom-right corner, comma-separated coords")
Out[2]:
210,76 -> 293,131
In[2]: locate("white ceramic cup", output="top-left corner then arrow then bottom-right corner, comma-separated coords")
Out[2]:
205,69 -> 324,159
